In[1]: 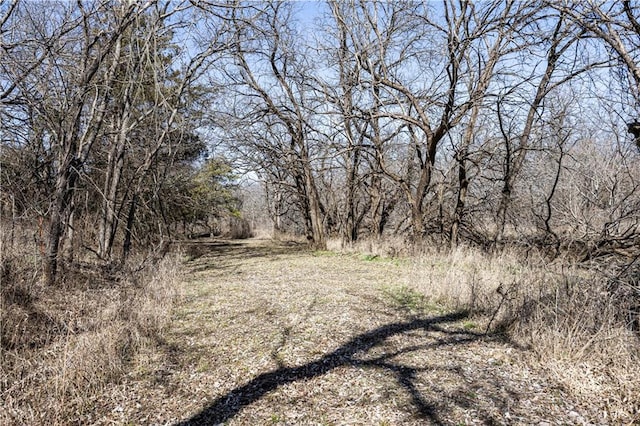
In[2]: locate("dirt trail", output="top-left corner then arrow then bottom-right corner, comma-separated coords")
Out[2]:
99,239 -> 600,425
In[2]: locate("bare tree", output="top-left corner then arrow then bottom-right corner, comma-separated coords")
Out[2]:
224,2 -> 327,248
551,0 -> 640,156
552,1 -> 640,106
1,1 -> 155,283
326,1 -> 543,243
491,8 -> 606,246
447,0 -> 544,247
1,1 -> 235,280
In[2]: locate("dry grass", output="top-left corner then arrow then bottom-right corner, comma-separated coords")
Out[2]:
1,239 -> 181,425
3,235 -> 638,424
86,237 -> 638,425
329,237 -> 640,423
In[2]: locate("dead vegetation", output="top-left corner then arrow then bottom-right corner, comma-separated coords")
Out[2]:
2,237 -> 639,425
62,237 -> 635,425
329,238 -> 640,423
415,251 -> 639,423
1,236 -> 181,425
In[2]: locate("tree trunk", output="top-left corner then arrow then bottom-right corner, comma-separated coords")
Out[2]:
343,147 -> 360,246
304,166 -> 325,250
450,104 -> 480,248
98,112 -> 129,260
494,15 -> 564,246
63,195 -> 76,263
45,208 -> 63,285
450,152 -> 469,248
45,155 -> 77,285
122,193 -> 137,262
410,162 -> 432,240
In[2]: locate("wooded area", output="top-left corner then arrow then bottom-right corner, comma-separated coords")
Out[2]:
4,0 -> 639,312
3,0 -> 640,260
225,0 -> 640,255
1,1 -> 640,424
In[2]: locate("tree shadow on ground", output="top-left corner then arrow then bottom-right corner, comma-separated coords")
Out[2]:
175,310 -> 488,426
179,239 -> 308,273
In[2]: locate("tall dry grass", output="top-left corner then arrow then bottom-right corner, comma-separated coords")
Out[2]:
1,237 -> 182,425
328,237 -> 640,423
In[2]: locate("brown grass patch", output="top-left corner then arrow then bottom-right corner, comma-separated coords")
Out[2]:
330,236 -> 640,424
7,237 -> 637,424
107,238 -> 638,425
1,241 -> 181,425
335,239 -> 640,423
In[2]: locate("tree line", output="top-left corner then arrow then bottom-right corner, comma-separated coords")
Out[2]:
218,0 -> 640,256
1,0 -> 639,284
1,0 -> 240,284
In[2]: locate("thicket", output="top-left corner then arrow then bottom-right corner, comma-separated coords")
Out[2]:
229,0 -> 640,345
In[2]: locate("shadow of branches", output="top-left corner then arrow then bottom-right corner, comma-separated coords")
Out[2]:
175,311 -> 478,425
180,239 -> 307,274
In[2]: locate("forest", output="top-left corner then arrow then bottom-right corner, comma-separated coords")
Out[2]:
1,0 -> 640,424
3,0 -> 640,275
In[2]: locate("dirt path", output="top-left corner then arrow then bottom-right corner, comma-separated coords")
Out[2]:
99,239 -> 600,425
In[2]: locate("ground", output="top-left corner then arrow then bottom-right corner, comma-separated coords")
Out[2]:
95,238 -> 609,425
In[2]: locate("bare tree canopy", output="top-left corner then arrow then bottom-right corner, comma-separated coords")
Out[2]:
1,0 -> 639,267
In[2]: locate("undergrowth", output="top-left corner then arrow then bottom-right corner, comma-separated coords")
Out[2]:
1,238 -> 181,425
